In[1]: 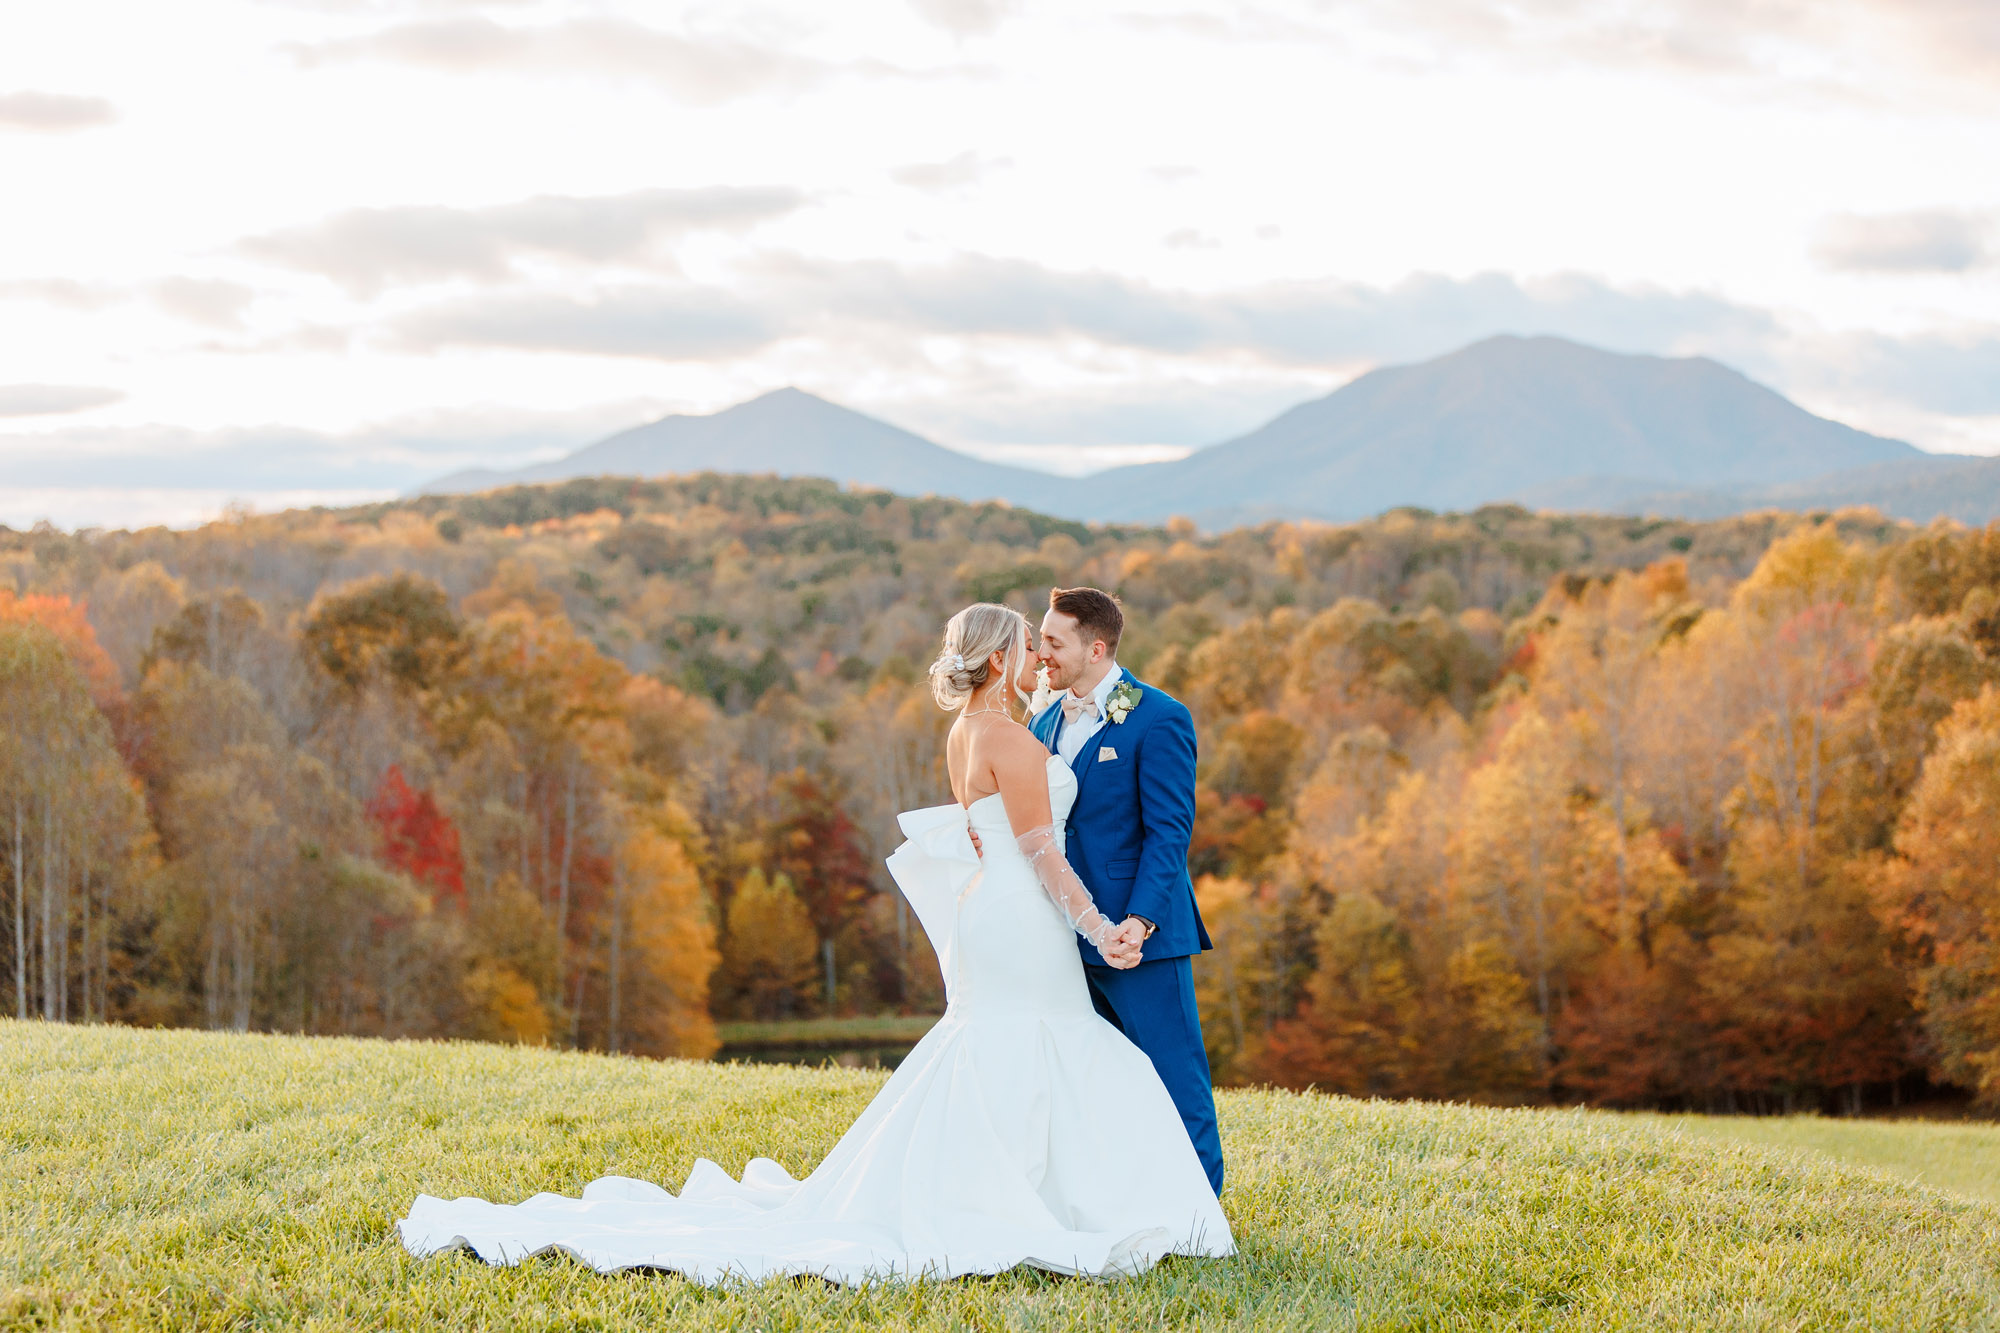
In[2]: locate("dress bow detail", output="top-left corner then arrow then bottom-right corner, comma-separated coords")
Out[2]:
884,803 -> 986,988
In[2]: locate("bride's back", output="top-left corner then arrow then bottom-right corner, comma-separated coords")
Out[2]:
948,712 -> 1056,831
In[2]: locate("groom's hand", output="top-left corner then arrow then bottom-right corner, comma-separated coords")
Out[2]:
1108,917 -> 1149,965
967,827 -> 984,859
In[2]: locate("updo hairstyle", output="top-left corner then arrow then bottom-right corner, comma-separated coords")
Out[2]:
928,602 -> 1029,711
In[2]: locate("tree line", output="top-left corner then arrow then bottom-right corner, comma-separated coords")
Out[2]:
6,477 -> 1996,1111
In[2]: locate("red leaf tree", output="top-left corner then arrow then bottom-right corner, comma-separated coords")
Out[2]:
366,765 -> 465,898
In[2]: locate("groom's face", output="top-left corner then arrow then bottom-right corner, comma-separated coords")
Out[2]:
1038,609 -> 1102,693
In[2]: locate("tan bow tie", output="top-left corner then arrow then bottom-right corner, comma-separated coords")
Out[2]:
1061,694 -> 1100,726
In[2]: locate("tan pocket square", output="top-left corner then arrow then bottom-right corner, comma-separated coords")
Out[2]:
1097,746 -> 1117,762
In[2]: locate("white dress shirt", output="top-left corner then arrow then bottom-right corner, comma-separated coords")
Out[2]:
1054,662 -> 1124,766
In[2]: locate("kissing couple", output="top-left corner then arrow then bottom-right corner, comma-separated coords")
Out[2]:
399,587 -> 1234,1284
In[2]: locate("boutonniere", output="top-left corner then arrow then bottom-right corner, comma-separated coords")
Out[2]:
1030,664 -> 1055,714
1106,680 -> 1143,723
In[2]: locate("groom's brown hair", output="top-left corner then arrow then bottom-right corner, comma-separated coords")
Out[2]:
1049,586 -> 1123,655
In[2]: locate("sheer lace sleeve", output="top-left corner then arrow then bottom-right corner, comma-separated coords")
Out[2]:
1015,824 -> 1131,966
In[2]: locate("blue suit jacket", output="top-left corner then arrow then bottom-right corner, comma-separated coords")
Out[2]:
1031,672 -> 1212,962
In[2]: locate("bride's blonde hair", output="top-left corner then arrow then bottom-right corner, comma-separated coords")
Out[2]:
929,603 -> 1030,711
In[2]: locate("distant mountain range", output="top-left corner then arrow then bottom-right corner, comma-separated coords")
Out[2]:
421,335 -> 1999,527
426,386 -> 1075,515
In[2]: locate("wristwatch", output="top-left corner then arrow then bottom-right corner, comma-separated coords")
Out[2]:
1130,914 -> 1157,939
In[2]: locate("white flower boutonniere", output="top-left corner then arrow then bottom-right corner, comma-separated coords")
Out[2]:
1030,663 -> 1055,714
1105,680 -> 1143,724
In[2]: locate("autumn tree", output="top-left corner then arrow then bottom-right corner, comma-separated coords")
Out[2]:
367,765 -> 465,898
715,868 -> 820,1021
769,770 -> 872,1011
592,810 -> 718,1058
0,621 -> 152,1023
1877,687 -> 2000,1105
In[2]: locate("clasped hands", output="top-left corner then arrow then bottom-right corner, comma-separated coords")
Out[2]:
1098,917 -> 1147,969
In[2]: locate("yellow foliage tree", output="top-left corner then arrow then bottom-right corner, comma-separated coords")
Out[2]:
605,814 -> 719,1059
1878,686 -> 2000,1105
715,868 -> 820,1021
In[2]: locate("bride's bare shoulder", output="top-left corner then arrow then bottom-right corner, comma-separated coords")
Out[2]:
980,719 -> 1050,778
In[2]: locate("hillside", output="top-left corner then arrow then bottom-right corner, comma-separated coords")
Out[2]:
4,1022 -> 1997,1331
1085,335 -> 1927,526
1606,453 -> 2000,526
423,386 -> 1073,513
16,483 -> 1999,1121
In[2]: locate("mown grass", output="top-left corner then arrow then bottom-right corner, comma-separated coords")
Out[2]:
713,1014 -> 942,1049
1655,1112 -> 2000,1207
4,1020 -> 1999,1331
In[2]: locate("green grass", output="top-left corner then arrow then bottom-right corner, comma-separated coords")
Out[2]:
1654,1112 -> 2000,1207
3,1021 -> 1999,1331
714,1014 -> 943,1049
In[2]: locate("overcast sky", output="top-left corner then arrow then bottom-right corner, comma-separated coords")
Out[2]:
3,0 -> 1997,528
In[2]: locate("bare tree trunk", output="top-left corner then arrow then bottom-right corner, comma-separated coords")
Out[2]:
554,762 -> 578,989
607,860 -> 625,1055
822,937 -> 836,1013
568,950 -> 589,1046
1222,939 -> 1246,1053
57,838 -> 69,1024
40,791 -> 54,1020
204,887 -> 224,1030
78,862 -> 90,1024
517,771 -> 531,897
232,909 -> 253,1032
1530,833 -> 1550,1023
538,774 -> 553,904
12,798 -> 25,1020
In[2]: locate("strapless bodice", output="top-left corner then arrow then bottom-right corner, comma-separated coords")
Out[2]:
963,753 -> 1076,838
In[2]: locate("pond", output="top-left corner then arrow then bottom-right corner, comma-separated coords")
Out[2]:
712,1015 -> 941,1071
714,1042 -> 920,1070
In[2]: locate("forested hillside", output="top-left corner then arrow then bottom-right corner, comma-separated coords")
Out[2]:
6,477 -> 1999,1114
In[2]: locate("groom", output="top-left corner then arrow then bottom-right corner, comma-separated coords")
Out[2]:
1031,587 -> 1224,1196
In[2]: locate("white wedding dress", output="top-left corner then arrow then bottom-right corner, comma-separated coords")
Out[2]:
398,754 -> 1233,1284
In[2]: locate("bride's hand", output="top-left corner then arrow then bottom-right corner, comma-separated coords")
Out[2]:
1099,921 -> 1145,969
1119,920 -> 1149,966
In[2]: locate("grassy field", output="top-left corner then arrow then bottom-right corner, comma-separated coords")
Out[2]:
3,1022 -> 1999,1331
1656,1112 -> 2000,1207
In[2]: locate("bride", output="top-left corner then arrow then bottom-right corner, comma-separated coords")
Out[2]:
397,603 -> 1235,1284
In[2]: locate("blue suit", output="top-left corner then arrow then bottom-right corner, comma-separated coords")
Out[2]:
1032,672 -> 1224,1194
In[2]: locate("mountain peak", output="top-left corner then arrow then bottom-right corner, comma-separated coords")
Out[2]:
419,384 -> 1070,510
1084,335 -> 1921,525
742,385 -> 830,407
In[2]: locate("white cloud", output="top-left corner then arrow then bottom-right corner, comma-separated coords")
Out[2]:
0,279 -> 119,310
240,187 -> 805,295
0,400 -> 657,492
1815,329 -> 2000,417
0,384 -> 123,417
154,278 -> 257,329
1813,211 -> 1992,274
391,285 -> 784,358
892,151 -> 1010,190
908,0 -> 1019,37
1156,0 -> 2000,92
762,257 -> 1778,365
0,91 -> 116,132
362,257 -> 1780,394
287,17 -> 828,103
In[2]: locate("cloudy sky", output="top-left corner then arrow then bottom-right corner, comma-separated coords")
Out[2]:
3,0 -> 1997,528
